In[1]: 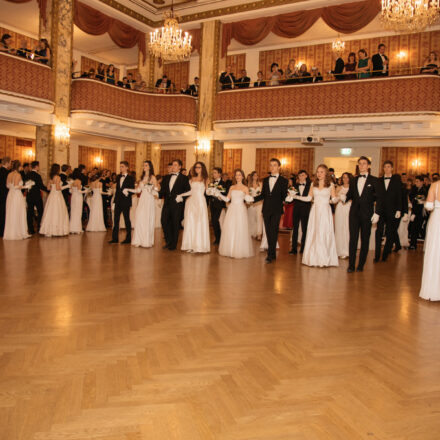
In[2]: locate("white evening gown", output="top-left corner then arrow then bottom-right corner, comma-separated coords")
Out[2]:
86,187 -> 106,232
248,186 -> 263,238
181,181 -> 210,253
3,181 -> 30,240
334,187 -> 351,258
130,195 -> 137,227
70,187 -> 83,234
40,184 -> 69,237
132,182 -> 156,248
398,209 -> 410,247
155,198 -> 163,228
419,199 -> 440,301
219,190 -> 254,259
302,186 -> 338,267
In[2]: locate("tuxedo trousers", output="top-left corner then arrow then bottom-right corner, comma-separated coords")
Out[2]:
26,196 -> 44,234
0,197 -> 5,237
161,201 -> 184,249
291,203 -> 310,252
263,212 -> 282,260
112,204 -> 131,241
375,213 -> 399,259
210,204 -> 223,243
349,211 -> 372,269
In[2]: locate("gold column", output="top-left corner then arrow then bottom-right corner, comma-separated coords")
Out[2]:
209,140 -> 224,170
138,37 -> 154,91
35,0 -> 73,179
197,20 -> 221,171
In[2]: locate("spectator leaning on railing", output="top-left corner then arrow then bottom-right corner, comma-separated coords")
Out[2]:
372,43 -> 389,77
34,39 -> 51,65
254,71 -> 266,87
357,49 -> 371,79
155,75 -> 171,93
188,77 -> 200,97
343,52 -> 357,80
420,51 -> 439,75
219,66 -> 236,90
236,69 -> 251,88
0,34 -> 14,54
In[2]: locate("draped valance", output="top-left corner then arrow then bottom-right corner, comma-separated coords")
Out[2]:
5,0 -> 47,26
74,0 -> 147,63
221,0 -> 381,57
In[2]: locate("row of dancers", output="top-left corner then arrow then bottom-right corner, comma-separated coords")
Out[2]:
1,156 -> 438,301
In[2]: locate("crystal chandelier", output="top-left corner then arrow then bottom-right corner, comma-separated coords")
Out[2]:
381,0 -> 440,33
332,36 -> 345,56
149,0 -> 192,62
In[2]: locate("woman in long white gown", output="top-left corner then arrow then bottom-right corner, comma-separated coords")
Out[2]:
419,181 -> 440,301
302,164 -> 339,267
334,172 -> 353,258
69,170 -> 87,234
180,161 -> 210,253
218,169 -> 255,259
86,176 -> 108,232
247,171 -> 263,240
39,163 -> 70,237
3,160 -> 32,240
126,160 -> 158,248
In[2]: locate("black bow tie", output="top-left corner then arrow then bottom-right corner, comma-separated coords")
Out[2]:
384,177 -> 391,180
171,173 -> 178,176
270,175 -> 278,178
299,183 -> 305,186
359,175 -> 367,178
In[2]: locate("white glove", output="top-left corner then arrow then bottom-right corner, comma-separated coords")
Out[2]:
61,183 -> 71,191
206,187 -> 214,196
371,213 -> 379,224
295,195 -> 312,202
217,193 -> 230,203
410,214 -> 416,222
395,211 -> 401,219
285,195 -> 294,203
339,194 -> 347,203
331,197 -> 339,204
24,180 -> 35,190
122,188 -> 129,196
176,195 -> 183,203
402,213 -> 409,222
425,201 -> 434,211
416,198 -> 424,204
244,195 -> 254,203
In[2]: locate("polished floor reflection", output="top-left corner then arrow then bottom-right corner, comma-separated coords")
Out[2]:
0,231 -> 438,440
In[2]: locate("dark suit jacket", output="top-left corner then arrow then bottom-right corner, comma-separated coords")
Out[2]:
236,76 -> 251,88
372,53 -> 389,77
0,166 -> 9,201
60,172 -> 70,202
159,173 -> 191,204
409,186 -> 428,216
380,174 -> 403,215
332,57 -> 345,80
294,182 -> 312,209
219,72 -> 236,90
188,84 -> 199,97
209,179 -> 228,210
26,170 -> 48,202
114,174 -> 135,208
155,78 -> 171,89
346,174 -> 384,219
254,175 -> 289,216
254,80 -> 266,87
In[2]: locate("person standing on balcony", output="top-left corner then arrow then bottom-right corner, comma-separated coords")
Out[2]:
236,69 -> 251,88
372,43 -> 389,77
0,34 -> 14,54
254,71 -> 266,87
106,64 -> 116,85
357,49 -> 371,79
285,59 -> 299,84
219,66 -> 236,90
188,77 -> 200,97
343,52 -> 357,80
34,39 -> 50,65
269,63 -> 283,86
155,75 -> 171,93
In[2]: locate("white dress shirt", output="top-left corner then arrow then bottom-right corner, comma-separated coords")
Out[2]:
269,174 -> 279,192
357,173 -> 368,195
120,173 -> 127,186
169,173 -> 179,191
298,183 -> 306,195
384,176 -> 391,190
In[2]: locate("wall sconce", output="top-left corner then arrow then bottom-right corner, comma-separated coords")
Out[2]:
396,50 -> 408,60
94,156 -> 103,165
195,139 -> 211,155
280,158 -> 288,167
25,149 -> 35,159
412,158 -> 421,168
54,122 -> 70,143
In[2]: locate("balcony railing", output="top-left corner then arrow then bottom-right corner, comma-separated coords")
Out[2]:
71,79 -> 197,125
214,75 -> 440,122
0,52 -> 54,102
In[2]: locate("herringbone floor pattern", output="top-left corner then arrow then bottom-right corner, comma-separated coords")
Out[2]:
0,231 -> 438,440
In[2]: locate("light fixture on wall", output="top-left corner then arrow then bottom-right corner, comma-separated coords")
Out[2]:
280,158 -> 288,167
396,50 -> 408,59
340,148 -> 352,156
25,149 -> 35,159
94,156 -> 103,165
332,35 -> 345,57
381,0 -> 440,33
54,122 -> 70,144
149,0 -> 192,61
195,138 -> 211,156
412,158 -> 422,168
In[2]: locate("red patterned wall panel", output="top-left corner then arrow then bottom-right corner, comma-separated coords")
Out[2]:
123,151 -> 136,173
0,135 -> 35,164
381,147 -> 440,176
214,76 -> 440,121
255,148 -> 314,178
222,149 -> 242,176
78,146 -> 117,172
258,30 -> 440,81
160,150 -> 186,175
163,61 -> 190,92
226,54 -> 246,77
71,79 -> 197,125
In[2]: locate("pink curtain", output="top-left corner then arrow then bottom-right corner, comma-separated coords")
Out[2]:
222,0 -> 381,56
74,1 -> 146,63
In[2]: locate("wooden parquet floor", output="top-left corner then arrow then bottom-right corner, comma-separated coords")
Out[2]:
0,230 -> 439,440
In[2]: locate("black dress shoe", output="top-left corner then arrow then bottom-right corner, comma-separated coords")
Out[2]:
347,267 -> 355,273
356,266 -> 364,272
168,246 -> 176,251
213,240 -> 220,245
408,245 -> 417,250
121,239 -> 131,244
393,245 -> 402,253
265,257 -> 273,263
373,258 -> 380,263
162,244 -> 170,249
108,240 -> 118,244
289,249 -> 297,255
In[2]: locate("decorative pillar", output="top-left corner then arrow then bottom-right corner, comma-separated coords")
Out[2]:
35,0 -> 73,179
197,20 -> 221,171
138,37 -> 154,91
209,140 -> 224,170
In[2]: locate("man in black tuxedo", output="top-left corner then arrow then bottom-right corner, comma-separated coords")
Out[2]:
254,158 -> 289,263
209,167 -> 227,245
372,43 -> 389,77
254,71 -> 266,87
343,156 -> 384,272
60,164 -> 70,209
289,170 -> 312,255
159,159 -> 191,250
374,161 -> 403,262
408,175 -> 428,250
155,75 -> 171,92
100,170 -> 112,228
0,156 -> 11,237
236,69 -> 251,88
109,161 -> 135,244
219,66 -> 236,90
331,56 -> 345,80
188,77 -> 200,97
26,161 -> 49,234
21,162 -> 30,182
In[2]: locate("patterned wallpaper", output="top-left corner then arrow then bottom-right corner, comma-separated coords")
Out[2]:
381,147 -> 440,176
255,148 -> 314,177
160,150 -> 187,175
222,148 -> 242,176
0,26 -> 39,54
78,146 -> 117,172
123,150 -> 136,173
0,135 -> 35,164
163,61 -> 190,92
259,30 -> 440,81
226,54 -> 246,77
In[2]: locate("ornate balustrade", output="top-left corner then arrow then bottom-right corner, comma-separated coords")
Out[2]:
214,75 -> 440,122
71,79 -> 197,126
0,52 -> 54,103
